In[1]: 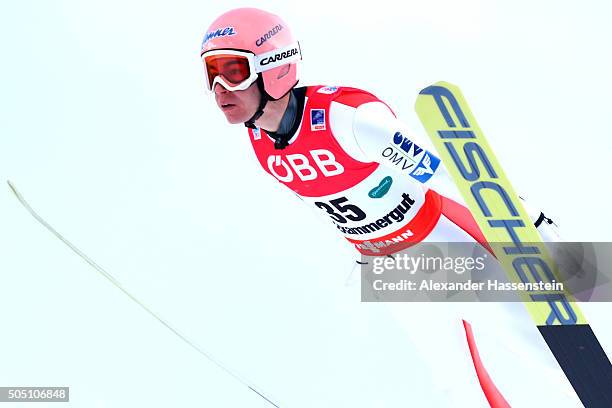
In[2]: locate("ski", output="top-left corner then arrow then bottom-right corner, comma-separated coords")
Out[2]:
6,181 -> 283,408
415,82 -> 612,407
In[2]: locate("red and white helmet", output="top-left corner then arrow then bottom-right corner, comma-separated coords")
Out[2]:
201,8 -> 301,100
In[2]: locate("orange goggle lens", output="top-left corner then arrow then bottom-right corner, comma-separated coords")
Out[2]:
204,54 -> 252,88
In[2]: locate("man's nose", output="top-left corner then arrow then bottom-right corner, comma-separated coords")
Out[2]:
213,82 -> 229,94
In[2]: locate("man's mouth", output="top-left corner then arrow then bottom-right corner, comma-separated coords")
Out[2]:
220,103 -> 236,111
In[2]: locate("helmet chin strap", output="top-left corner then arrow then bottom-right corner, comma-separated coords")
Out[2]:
243,76 -> 269,129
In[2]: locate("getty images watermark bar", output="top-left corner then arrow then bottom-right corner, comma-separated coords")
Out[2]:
0,387 -> 69,402
360,242 -> 612,302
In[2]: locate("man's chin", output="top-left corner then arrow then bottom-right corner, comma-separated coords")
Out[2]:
223,111 -> 249,125
226,117 -> 245,124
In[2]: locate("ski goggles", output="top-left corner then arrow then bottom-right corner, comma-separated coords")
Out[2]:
202,42 -> 301,92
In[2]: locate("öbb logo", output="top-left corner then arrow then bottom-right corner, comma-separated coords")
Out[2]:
267,149 -> 344,182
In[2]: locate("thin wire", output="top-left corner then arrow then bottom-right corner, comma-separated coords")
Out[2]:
7,180 -> 281,408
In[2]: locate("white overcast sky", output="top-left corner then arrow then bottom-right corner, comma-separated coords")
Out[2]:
1,0 -> 612,407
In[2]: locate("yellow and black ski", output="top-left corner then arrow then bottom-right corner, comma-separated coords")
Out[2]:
416,82 -> 612,407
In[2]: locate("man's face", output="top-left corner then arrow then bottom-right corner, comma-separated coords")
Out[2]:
214,81 -> 260,124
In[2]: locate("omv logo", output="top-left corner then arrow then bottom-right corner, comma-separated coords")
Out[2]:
410,153 -> 440,183
393,132 -> 423,157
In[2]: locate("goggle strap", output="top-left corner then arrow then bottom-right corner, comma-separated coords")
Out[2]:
254,42 -> 302,73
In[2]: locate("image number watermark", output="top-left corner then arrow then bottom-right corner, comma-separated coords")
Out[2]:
0,387 -> 69,402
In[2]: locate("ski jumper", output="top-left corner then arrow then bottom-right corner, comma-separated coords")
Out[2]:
247,85 -> 580,407
249,86 -> 487,256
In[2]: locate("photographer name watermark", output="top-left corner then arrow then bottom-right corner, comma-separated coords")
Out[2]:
361,242 -> 612,302
373,278 -> 564,292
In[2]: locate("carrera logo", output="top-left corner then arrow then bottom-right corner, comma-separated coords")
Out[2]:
259,47 -> 299,66
267,149 -> 344,182
202,26 -> 236,47
256,24 -> 283,47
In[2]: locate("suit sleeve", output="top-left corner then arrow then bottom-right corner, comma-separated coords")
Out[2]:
350,101 -> 463,202
348,100 -> 565,240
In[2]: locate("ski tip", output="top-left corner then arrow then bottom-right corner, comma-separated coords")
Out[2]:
6,180 -> 20,198
418,81 -> 459,95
